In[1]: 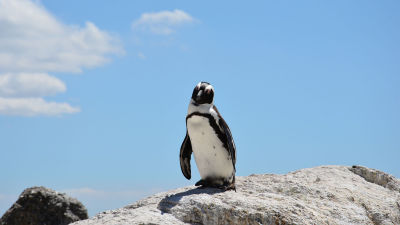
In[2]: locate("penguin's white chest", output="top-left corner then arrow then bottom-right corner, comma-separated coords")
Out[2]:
187,115 -> 234,180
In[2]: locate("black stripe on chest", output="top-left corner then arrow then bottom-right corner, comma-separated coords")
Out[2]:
186,112 -> 228,150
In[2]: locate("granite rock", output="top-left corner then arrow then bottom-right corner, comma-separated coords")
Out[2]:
72,165 -> 400,225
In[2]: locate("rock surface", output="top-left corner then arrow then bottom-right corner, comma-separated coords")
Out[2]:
0,186 -> 88,225
72,165 -> 400,225
350,165 -> 400,193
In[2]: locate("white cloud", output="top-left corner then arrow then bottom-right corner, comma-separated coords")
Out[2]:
132,9 -> 195,35
0,97 -> 80,116
137,52 -> 146,59
0,0 -> 123,116
62,187 -> 161,199
61,187 -> 164,216
0,73 -> 66,97
0,0 -> 123,73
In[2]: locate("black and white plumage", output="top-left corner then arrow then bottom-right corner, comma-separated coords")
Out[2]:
180,82 -> 236,191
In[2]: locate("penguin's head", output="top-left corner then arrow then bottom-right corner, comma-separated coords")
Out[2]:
191,81 -> 214,105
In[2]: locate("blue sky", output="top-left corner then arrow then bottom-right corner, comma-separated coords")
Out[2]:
0,0 -> 399,217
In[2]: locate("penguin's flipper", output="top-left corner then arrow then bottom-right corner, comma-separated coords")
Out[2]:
180,132 -> 192,180
218,117 -> 236,171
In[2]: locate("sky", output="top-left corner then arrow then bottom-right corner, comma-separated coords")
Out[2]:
0,0 -> 399,217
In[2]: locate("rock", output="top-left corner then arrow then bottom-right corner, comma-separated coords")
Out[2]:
0,186 -> 88,225
350,165 -> 400,193
71,165 -> 400,225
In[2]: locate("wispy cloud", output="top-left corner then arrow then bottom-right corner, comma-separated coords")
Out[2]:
0,73 -> 66,98
0,97 -> 80,116
61,187 -> 163,216
62,187 -> 161,199
0,0 -> 123,116
132,9 -> 195,35
137,52 -> 146,59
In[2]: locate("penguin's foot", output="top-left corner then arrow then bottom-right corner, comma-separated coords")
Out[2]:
195,179 -> 208,187
195,179 -> 236,192
195,179 -> 219,189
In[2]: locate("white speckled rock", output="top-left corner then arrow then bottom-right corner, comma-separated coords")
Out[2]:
71,165 -> 400,225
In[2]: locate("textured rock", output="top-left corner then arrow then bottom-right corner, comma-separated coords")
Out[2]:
350,165 -> 400,193
0,186 -> 88,225
72,166 -> 400,225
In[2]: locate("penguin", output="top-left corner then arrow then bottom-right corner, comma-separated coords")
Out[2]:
180,82 -> 236,191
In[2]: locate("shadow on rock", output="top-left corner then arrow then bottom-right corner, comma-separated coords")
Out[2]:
157,187 -> 222,214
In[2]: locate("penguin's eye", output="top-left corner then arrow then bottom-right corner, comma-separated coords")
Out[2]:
192,86 -> 200,100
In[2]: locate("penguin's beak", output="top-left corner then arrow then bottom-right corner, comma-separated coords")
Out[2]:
196,90 -> 203,101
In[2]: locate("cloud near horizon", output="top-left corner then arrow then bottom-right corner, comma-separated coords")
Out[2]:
0,0 -> 123,116
132,9 -> 195,35
62,187 -> 161,199
61,187 -> 163,215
